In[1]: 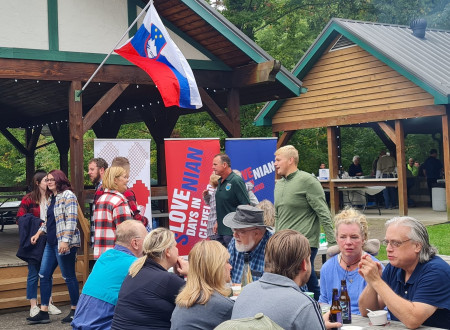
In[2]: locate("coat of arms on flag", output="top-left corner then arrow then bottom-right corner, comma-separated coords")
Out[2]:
115,3 -> 202,109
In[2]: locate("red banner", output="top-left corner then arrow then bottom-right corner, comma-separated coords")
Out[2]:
165,138 -> 220,255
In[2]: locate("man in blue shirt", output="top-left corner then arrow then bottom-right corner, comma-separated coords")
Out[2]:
359,216 -> 450,329
224,205 -> 272,284
71,220 -> 148,329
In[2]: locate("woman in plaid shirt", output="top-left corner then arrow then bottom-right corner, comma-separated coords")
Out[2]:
27,170 -> 80,325
93,166 -> 132,259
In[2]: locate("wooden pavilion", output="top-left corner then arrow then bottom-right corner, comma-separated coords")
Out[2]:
0,0 -> 302,309
255,18 -> 450,219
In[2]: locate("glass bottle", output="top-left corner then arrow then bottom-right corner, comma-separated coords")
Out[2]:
330,288 -> 342,330
339,279 -> 351,324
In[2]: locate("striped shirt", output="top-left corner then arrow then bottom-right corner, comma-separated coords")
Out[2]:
93,189 -> 132,259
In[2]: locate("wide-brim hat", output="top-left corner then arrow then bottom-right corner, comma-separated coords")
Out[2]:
223,205 -> 267,229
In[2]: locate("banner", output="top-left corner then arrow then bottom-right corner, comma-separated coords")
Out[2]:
94,139 -> 152,221
165,138 -> 220,255
225,138 -> 277,203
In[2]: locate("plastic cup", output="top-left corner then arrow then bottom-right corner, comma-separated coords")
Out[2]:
368,310 -> 388,325
305,292 -> 315,299
231,285 -> 241,296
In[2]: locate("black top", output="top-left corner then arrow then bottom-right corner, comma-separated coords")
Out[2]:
46,195 -> 57,245
112,258 -> 185,329
348,163 -> 363,177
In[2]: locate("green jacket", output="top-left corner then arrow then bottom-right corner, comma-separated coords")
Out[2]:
274,170 -> 336,248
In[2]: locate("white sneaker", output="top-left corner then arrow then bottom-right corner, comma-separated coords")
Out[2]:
30,306 -> 40,317
48,303 -> 62,315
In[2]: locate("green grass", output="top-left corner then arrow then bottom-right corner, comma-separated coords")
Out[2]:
376,223 -> 450,261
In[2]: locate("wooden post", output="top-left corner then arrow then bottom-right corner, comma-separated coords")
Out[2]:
442,109 -> 450,220
68,81 -> 84,201
395,120 -> 407,216
228,88 -> 241,137
327,126 -> 339,216
25,128 -> 36,187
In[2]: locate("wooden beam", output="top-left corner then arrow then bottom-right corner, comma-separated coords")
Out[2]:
395,120 -> 407,216
25,127 -> 43,187
276,131 -> 295,149
272,105 -> 447,132
83,83 -> 129,134
327,127 -> 340,216
49,123 -> 70,175
377,122 -> 396,143
232,60 -> 281,88
227,88 -> 240,137
26,126 -> 42,151
0,127 -> 27,155
199,87 -> 234,137
68,81 -> 84,200
370,124 -> 396,154
442,108 -> 450,220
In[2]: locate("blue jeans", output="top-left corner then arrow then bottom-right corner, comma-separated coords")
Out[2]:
26,263 -> 40,300
39,243 -> 79,306
307,247 -> 320,300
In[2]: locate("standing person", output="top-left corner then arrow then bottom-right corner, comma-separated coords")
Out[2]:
16,171 -> 61,317
376,151 -> 397,209
71,220 -> 148,330
348,155 -> 363,177
171,240 -> 234,329
233,169 -> 259,206
87,158 -> 108,245
422,149 -> 443,204
359,216 -> 450,329
202,173 -> 221,240
212,154 -> 250,248
319,208 -> 383,315
274,145 -> 336,300
407,158 -> 419,177
111,228 -> 189,329
27,170 -> 80,324
93,166 -> 132,259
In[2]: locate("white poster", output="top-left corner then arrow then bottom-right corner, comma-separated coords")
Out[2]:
94,139 -> 152,221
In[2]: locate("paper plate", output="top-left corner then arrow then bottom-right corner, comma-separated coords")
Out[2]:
341,326 -> 365,330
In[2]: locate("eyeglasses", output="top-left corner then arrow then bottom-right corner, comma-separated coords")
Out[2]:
232,228 -> 256,235
382,239 -> 412,248
45,178 -> 55,182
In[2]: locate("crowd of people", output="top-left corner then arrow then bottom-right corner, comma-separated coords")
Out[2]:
15,146 -> 449,329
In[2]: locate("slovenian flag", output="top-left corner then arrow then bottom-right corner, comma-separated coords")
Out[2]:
115,4 -> 202,109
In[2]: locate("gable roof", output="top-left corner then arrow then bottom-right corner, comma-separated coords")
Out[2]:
255,18 -> 450,126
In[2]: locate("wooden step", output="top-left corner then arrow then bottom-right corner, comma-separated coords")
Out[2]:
0,290 -> 72,309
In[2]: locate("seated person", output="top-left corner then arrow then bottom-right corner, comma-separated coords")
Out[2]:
359,216 -> 450,329
72,220 -> 148,329
171,240 -> 234,329
319,208 -> 383,315
111,228 -> 189,330
348,155 -> 363,177
231,230 -> 340,329
224,205 -> 272,284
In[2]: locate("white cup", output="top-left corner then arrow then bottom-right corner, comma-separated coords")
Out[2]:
368,310 -> 388,325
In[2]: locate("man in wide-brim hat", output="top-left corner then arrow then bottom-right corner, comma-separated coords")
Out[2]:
224,205 -> 272,284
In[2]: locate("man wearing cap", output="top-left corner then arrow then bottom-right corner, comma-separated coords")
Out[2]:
232,230 -> 339,329
224,205 -> 272,284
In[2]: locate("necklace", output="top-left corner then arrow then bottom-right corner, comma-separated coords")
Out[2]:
340,254 -> 361,283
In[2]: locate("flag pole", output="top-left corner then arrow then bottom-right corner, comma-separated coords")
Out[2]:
77,0 -> 153,97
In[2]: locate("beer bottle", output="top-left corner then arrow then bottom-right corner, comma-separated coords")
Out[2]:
241,253 -> 252,287
330,288 -> 342,330
339,279 -> 351,324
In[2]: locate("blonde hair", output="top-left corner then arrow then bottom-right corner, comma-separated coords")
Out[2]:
128,227 -> 175,277
275,145 -> 299,165
257,199 -> 275,227
209,174 -> 220,188
102,166 -> 127,190
334,207 -> 368,242
175,240 -> 231,307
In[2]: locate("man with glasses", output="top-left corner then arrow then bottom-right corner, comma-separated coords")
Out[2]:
72,220 -> 147,329
223,205 -> 272,284
358,217 -> 450,329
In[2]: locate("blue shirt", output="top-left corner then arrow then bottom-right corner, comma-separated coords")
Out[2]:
382,256 -> 450,328
228,230 -> 272,284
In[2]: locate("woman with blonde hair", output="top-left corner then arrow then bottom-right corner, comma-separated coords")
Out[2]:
171,240 -> 233,329
112,228 -> 189,330
93,166 -> 132,259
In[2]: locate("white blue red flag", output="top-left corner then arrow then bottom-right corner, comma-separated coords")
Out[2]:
115,4 -> 202,109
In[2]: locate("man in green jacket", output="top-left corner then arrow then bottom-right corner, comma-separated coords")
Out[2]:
274,145 -> 336,300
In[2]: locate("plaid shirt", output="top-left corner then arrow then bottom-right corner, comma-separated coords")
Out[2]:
228,230 -> 272,284
16,194 -> 40,222
122,189 -> 148,226
40,190 -> 80,252
93,189 -> 132,259
203,184 -> 217,238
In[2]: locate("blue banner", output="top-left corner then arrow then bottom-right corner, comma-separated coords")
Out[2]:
225,138 -> 277,203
